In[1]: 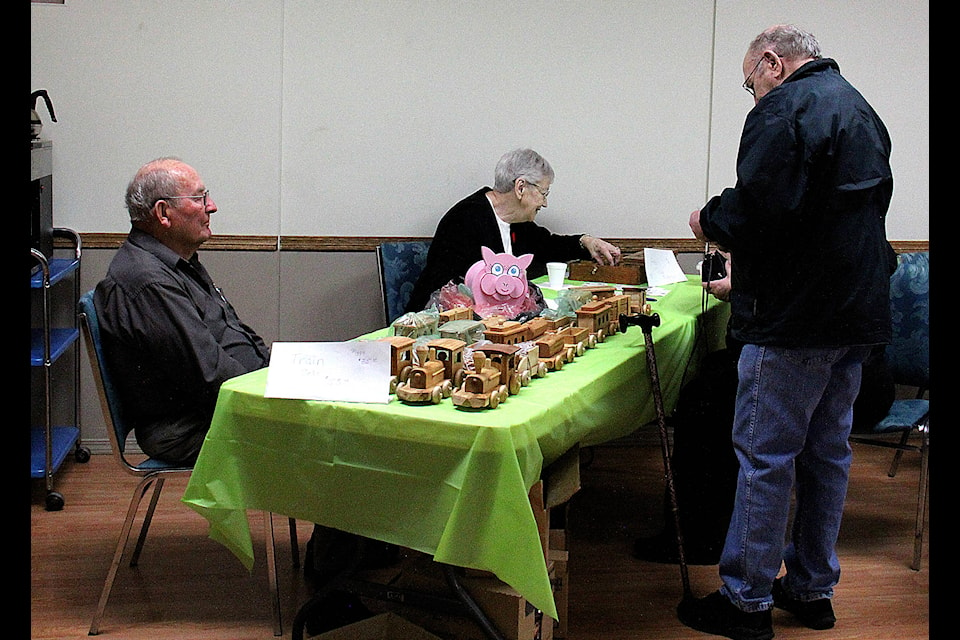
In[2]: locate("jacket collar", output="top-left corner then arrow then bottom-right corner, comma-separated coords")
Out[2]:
127,227 -> 197,271
783,57 -> 840,85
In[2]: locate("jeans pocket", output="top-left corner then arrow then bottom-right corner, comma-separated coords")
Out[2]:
780,347 -> 844,368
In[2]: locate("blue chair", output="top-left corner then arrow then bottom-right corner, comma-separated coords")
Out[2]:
79,291 -> 297,635
377,240 -> 431,324
849,252 -> 929,570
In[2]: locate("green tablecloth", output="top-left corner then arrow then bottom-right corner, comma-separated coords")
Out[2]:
181,277 -> 727,620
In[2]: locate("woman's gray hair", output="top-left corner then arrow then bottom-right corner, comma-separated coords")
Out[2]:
125,157 -> 185,223
493,148 -> 555,193
749,24 -> 822,61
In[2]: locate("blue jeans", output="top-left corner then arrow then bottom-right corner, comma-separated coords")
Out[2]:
719,344 -> 870,613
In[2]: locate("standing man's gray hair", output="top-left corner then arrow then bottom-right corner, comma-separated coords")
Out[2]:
749,24 -> 822,60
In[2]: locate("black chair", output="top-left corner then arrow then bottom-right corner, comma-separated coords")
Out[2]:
376,240 -> 431,324
79,291 -> 298,635
849,252 -> 929,570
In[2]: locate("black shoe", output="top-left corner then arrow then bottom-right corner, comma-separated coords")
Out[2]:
772,578 -> 836,630
303,591 -> 372,636
677,591 -> 774,640
632,532 -> 722,565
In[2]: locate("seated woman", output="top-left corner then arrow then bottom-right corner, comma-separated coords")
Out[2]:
406,148 -> 621,313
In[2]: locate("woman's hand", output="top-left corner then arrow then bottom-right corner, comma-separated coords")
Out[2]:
581,235 -> 622,265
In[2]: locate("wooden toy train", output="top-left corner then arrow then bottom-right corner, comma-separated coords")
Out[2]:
384,287 -> 649,409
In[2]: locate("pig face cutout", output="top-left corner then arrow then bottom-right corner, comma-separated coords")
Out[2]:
465,246 -> 533,306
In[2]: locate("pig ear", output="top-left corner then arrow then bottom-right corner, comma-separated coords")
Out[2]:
481,246 -> 496,262
517,253 -> 534,269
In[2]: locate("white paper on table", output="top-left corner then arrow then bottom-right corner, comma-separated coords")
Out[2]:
643,248 -> 688,286
265,341 -> 392,403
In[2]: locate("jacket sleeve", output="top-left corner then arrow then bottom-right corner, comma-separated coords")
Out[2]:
512,222 -> 591,279
699,108 -> 805,252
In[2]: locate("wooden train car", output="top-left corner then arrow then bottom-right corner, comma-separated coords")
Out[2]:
516,343 -> 548,380
378,335 -> 416,393
395,339 -> 466,404
483,320 -> 531,345
439,306 -> 473,323
597,293 -> 631,335
439,319 -> 486,344
542,314 -> 574,332
571,284 -> 617,299
391,310 -> 439,339
575,299 -> 613,343
606,294 -> 632,327
534,332 -> 573,371
555,325 -> 595,356
522,316 -> 552,340
479,314 -> 509,329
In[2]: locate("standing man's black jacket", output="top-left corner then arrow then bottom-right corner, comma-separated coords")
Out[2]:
699,58 -> 896,348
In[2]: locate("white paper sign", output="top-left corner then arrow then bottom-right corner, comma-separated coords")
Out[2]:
264,341 -> 392,403
643,248 -> 688,286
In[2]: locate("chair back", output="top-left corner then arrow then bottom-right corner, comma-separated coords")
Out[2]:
78,290 -> 136,464
884,252 -> 929,389
377,240 -> 431,324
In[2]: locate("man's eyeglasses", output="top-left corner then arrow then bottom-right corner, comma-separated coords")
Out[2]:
523,180 -> 549,199
159,189 -> 211,208
742,56 -> 764,96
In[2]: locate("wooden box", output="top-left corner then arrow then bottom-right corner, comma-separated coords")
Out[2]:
568,251 -> 645,285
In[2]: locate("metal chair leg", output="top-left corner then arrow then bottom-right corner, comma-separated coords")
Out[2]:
264,512 -> 283,636
130,477 -> 165,567
89,474 -> 156,635
911,427 -> 929,571
289,517 -> 300,568
887,429 -> 911,477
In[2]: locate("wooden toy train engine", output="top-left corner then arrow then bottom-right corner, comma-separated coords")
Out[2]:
452,343 -> 523,410
396,339 -> 466,404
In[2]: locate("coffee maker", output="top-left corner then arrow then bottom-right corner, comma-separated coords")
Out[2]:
31,90 -> 57,273
31,140 -> 53,274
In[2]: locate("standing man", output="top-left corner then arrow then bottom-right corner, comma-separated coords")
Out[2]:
95,157 -> 270,465
679,25 -> 896,640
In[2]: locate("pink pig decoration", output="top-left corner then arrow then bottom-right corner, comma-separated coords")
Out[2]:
465,246 -> 536,318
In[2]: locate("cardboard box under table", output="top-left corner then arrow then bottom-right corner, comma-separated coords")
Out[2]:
389,568 -> 556,640
307,612 -> 442,640
181,277 -> 729,634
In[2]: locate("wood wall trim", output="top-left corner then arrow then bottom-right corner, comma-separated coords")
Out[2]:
76,233 -> 279,250
279,235 -> 424,251
72,233 -> 928,254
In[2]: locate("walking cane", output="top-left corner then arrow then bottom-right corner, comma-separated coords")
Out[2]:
619,312 -> 693,601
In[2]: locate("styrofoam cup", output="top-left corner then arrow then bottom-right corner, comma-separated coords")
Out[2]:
546,262 -> 567,289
